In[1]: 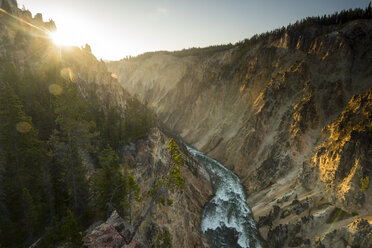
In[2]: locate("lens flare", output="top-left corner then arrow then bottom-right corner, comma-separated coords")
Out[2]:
60,67 -> 75,82
16,122 -> 32,133
49,84 -> 63,96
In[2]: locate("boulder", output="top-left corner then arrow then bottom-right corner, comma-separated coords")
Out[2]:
83,211 -> 147,248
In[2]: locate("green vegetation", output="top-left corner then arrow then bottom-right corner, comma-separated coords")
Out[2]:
0,62 -> 153,246
0,16 -> 154,247
0,83 -> 48,246
91,147 -> 127,218
155,229 -> 172,248
91,147 -> 141,220
360,176 -> 369,191
61,209 -> 83,248
124,97 -> 155,143
121,43 -> 234,62
0,4 -> 188,247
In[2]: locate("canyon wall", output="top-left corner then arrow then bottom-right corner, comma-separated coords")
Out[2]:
108,19 -> 372,247
123,128 -> 212,247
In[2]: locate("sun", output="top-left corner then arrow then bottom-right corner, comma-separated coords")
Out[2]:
49,30 -> 71,46
49,31 -> 62,46
48,29 -> 83,47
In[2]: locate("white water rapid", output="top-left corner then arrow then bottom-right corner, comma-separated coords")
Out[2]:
187,146 -> 262,248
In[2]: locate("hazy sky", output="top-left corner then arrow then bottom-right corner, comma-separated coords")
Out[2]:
18,0 -> 371,60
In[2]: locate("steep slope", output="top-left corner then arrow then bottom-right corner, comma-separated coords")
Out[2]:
0,2 -> 212,247
108,16 -> 372,247
83,128 -> 213,248
123,128 -> 212,247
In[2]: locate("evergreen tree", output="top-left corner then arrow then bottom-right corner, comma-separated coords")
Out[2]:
124,96 -> 154,142
61,209 -> 83,248
0,83 -> 47,247
103,106 -> 122,151
49,82 -> 94,218
91,146 -> 126,218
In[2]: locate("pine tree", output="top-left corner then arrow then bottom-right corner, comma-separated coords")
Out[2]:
91,146 -> 126,218
61,209 -> 83,248
21,188 -> 38,241
0,82 -> 47,247
49,82 -> 94,218
124,96 -> 154,142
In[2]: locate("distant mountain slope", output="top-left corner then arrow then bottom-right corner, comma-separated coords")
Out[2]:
108,9 -> 372,248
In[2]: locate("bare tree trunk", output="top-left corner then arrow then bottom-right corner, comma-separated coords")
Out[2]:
128,189 -> 132,224
126,187 -> 163,244
126,160 -> 172,244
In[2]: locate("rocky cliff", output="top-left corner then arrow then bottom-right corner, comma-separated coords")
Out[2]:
108,18 -> 372,247
83,128 -> 213,248
121,128 -> 212,247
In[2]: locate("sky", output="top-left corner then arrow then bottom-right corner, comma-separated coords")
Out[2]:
17,0 -> 371,61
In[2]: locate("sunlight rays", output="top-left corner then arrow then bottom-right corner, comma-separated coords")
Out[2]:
48,29 -> 82,47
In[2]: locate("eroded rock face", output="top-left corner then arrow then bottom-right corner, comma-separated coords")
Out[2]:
108,20 -> 372,247
0,0 -> 18,12
302,89 -> 371,212
123,128 -> 213,248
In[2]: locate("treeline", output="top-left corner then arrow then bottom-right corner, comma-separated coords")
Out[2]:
0,56 -> 153,248
237,3 -> 372,49
120,43 -> 234,62
121,4 -> 372,63
171,44 -> 234,58
211,4 -> 372,80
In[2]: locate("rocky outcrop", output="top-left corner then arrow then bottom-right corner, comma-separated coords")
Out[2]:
108,19 -> 372,247
122,128 -> 213,247
302,89 -> 371,212
0,0 -> 18,13
83,211 -> 147,248
318,217 -> 372,248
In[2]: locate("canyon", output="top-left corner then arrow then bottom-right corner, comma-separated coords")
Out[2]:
0,0 -> 371,247
108,18 -> 372,247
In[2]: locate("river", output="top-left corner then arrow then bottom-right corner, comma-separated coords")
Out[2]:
186,146 -> 262,248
